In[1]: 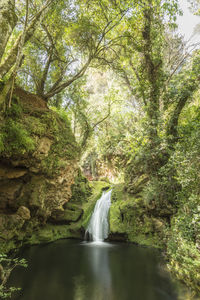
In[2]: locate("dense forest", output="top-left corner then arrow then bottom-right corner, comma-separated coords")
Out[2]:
0,0 -> 200,299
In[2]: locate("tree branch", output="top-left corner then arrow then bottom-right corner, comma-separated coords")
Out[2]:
0,0 -> 53,79
44,58 -> 92,99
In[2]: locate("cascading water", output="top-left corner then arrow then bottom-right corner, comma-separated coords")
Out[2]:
85,189 -> 112,242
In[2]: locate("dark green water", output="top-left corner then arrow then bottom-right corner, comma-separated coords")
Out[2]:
10,239 -> 178,300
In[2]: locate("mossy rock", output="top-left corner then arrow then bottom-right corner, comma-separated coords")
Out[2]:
25,224 -> 82,245
0,96 -> 80,173
109,183 -> 165,248
50,203 -> 83,224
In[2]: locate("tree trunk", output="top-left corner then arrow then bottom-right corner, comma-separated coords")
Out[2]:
0,0 -> 17,63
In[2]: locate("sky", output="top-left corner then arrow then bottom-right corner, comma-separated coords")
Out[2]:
177,0 -> 200,42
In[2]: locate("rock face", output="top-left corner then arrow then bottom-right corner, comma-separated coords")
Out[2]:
0,86 -> 80,251
109,183 -> 167,247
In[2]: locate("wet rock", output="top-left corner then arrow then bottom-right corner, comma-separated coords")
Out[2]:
108,232 -> 128,242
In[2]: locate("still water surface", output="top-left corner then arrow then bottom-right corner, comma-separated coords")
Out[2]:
10,239 -> 178,300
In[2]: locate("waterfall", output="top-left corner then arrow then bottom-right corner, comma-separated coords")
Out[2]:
85,189 -> 112,242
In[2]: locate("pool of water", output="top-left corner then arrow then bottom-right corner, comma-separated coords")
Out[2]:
9,239 -> 179,300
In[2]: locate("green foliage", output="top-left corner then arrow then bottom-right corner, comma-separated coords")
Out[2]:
0,254 -> 27,299
23,115 -> 47,136
50,107 -> 71,127
5,102 -> 22,118
167,207 -> 200,294
4,119 -> 35,154
0,99 -> 37,155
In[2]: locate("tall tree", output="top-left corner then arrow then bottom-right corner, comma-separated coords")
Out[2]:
15,0 -> 130,102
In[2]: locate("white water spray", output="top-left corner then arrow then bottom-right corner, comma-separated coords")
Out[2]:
86,189 -> 112,242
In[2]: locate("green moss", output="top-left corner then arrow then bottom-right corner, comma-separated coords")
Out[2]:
25,224 -> 82,245
0,95 -> 82,253
10,181 -> 111,248
36,110 -> 80,175
0,100 -> 37,155
0,99 -> 80,165
23,116 -> 47,136
51,203 -> 83,223
0,100 -> 36,155
6,101 -> 22,118
109,183 -> 164,248
70,169 -> 92,204
111,183 -> 200,294
63,206 -> 82,222
3,118 -> 35,154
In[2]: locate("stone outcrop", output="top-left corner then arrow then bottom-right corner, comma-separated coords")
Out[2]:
0,86 -> 80,251
109,183 -> 168,247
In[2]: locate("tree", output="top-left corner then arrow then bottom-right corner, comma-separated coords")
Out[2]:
0,0 -> 54,109
77,0 -> 200,208
100,0 -> 200,163
58,72 -> 114,154
15,0 -> 130,102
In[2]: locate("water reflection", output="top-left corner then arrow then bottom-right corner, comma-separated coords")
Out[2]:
9,240 -> 178,300
82,242 -> 113,300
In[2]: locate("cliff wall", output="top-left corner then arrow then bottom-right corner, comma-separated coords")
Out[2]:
0,87 -> 80,251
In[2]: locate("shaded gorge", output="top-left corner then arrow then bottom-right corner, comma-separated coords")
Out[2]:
9,239 -> 180,300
